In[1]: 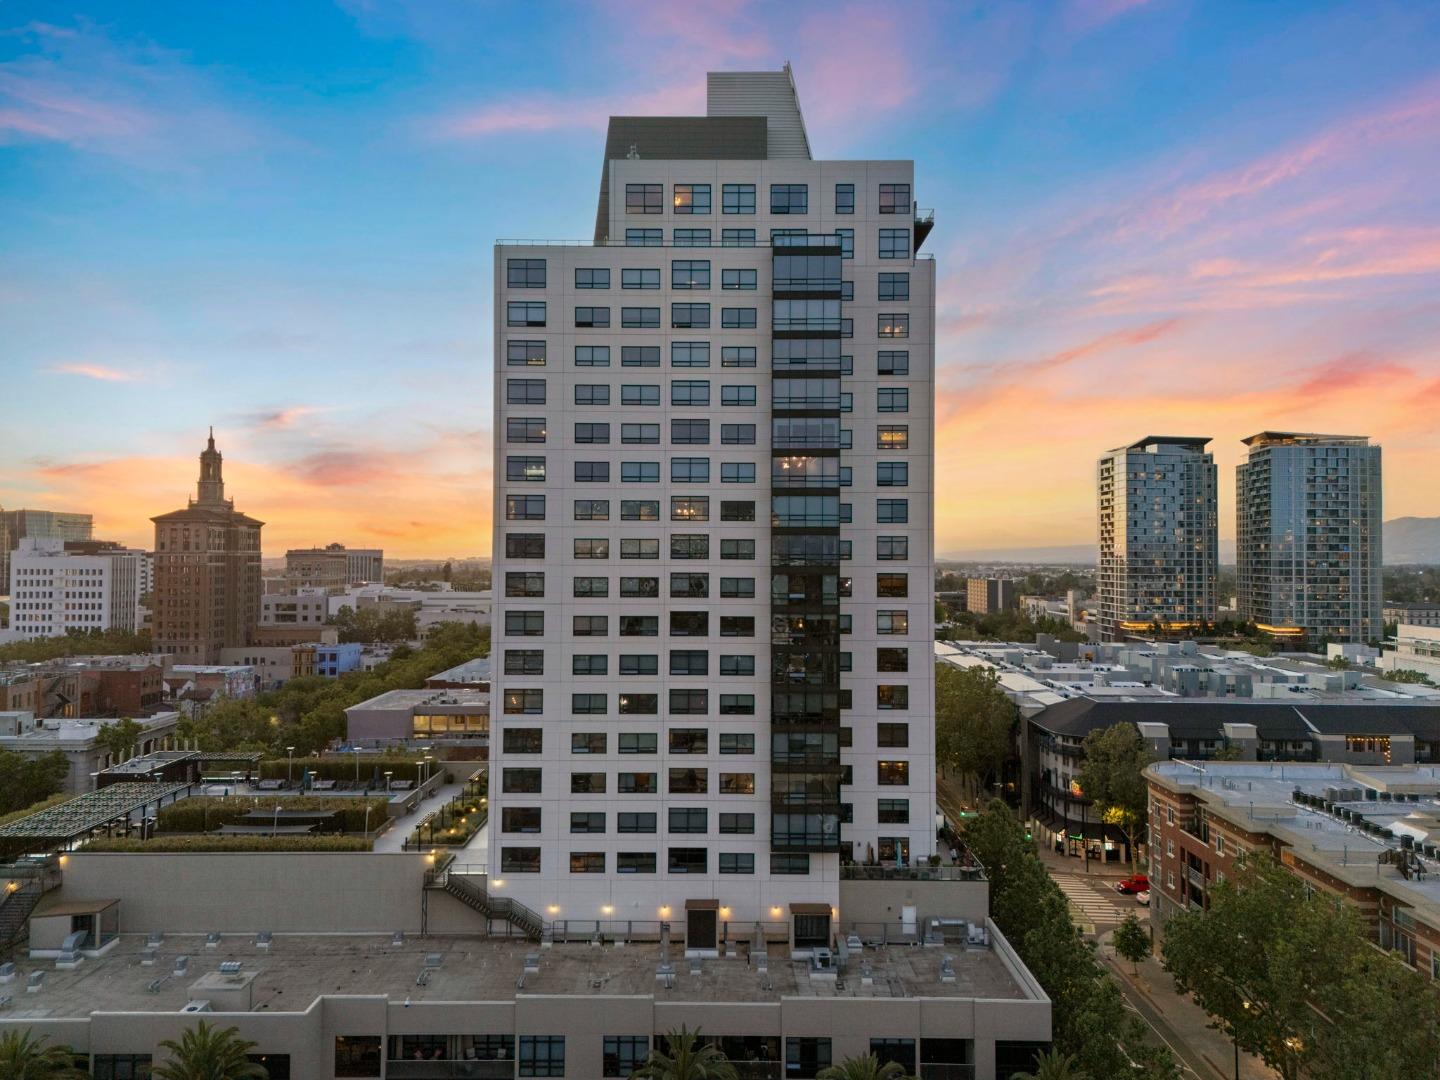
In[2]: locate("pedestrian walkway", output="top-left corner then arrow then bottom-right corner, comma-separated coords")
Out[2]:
370,779 -> 466,853
1053,874 -> 1134,926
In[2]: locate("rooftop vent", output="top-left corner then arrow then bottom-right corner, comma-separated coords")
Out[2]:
173,956 -> 189,976
26,971 -> 43,993
205,932 -> 221,948
180,1000 -> 211,1013
424,953 -> 443,969
218,961 -> 242,974
0,962 -> 15,983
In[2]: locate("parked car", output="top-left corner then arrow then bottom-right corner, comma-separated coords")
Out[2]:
1136,890 -> 1150,906
1115,874 -> 1150,895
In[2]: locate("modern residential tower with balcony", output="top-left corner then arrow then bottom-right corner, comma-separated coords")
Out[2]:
1096,436 -> 1218,642
1236,431 -> 1383,644
488,67 -> 937,940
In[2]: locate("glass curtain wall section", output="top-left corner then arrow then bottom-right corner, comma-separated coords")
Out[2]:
770,235 -> 844,854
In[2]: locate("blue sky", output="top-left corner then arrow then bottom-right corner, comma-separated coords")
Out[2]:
3,1 -> 1439,556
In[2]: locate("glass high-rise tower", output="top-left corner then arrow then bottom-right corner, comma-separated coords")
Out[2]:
1097,436 -> 1218,642
1236,431 -> 1382,644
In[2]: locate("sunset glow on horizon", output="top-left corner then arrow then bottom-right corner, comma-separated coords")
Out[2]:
3,1 -> 1438,559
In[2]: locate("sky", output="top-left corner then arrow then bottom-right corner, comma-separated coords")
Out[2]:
2,0 -> 1439,560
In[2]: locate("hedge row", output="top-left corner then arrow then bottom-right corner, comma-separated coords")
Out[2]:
256,756 -> 429,783
155,796 -> 390,834
406,793 -> 486,849
82,835 -> 375,853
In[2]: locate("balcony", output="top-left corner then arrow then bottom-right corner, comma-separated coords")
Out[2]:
914,203 -> 935,251
841,863 -> 985,882
1186,865 -> 1207,890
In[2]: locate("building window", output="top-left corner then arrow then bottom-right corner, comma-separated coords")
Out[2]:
507,301 -> 545,327
575,424 -> 610,447
719,656 -> 755,677
668,847 -> 707,874
672,302 -> 710,328
879,182 -> 911,214
519,1036 -> 566,1077
870,1039 -> 916,1075
721,463 -> 755,484
878,387 -> 909,412
570,851 -> 605,873
771,853 -> 811,875
506,455 -> 546,482
878,760 -> 910,785
672,260 -> 711,290
835,183 -> 855,214
879,228 -> 910,259
720,539 -> 756,559
622,268 -> 660,290
878,272 -> 909,301
505,571 -> 545,598
719,693 -> 755,713
501,847 -> 541,873
719,852 -> 755,874
617,850 -> 657,870
878,798 -> 910,824
621,538 -> 661,559
719,810 -> 755,832
604,1036 -> 650,1078
575,267 -> 610,289
673,228 -> 711,247
836,228 -> 853,259
877,499 -> 908,524
507,339 -> 546,366
334,1037 -> 382,1078
673,183 -> 711,214
720,424 -> 755,445
625,183 -> 663,214
622,306 -> 660,328
878,312 -> 910,338
877,425 -> 908,450
506,258 -> 546,288
771,184 -> 808,214
722,183 -> 755,214
877,609 -> 909,635
505,534 -> 545,559
575,345 -> 610,367
878,349 -> 909,375
505,649 -> 544,676
721,384 -> 756,406
504,611 -> 544,637
877,462 -> 909,487
507,378 -> 546,405
669,807 -> 708,834
625,228 -> 662,246
575,305 -> 610,328
574,384 -> 609,407
93,1057 -> 154,1080
722,268 -> 757,290
670,495 -> 710,520
502,806 -> 542,832
621,385 -> 661,406
618,735 -> 658,755
721,228 -> 756,246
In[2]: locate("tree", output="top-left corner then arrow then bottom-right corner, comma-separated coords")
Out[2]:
95,717 -> 145,765
1164,854 -> 1440,1080
934,664 -> 1015,802
817,1054 -> 917,1080
0,749 -> 70,814
0,1030 -> 86,1079
1012,1049 -> 1088,1080
152,1022 -> 266,1080
1162,856 -> 1345,1080
1075,723 -> 1151,874
1112,913 -> 1150,973
632,1027 -> 738,1080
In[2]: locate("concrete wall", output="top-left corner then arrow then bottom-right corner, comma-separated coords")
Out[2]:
57,853 -> 436,933
839,876 -> 989,930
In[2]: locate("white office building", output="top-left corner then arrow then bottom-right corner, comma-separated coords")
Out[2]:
7,538 -> 143,638
489,67 -> 937,936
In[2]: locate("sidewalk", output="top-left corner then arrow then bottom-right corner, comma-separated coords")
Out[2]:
1037,842 -> 1133,879
1099,930 -> 1278,1080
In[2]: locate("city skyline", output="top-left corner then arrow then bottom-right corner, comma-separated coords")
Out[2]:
4,1 -> 1440,558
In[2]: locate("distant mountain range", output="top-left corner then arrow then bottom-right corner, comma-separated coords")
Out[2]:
942,517 -> 1440,567
1384,517 -> 1440,564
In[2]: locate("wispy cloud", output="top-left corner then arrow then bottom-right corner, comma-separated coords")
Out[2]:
422,80 -> 707,140
45,361 -> 138,382
240,406 -> 331,430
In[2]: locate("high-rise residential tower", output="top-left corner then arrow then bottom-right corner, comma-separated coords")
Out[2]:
1237,431 -> 1382,644
151,430 -> 264,663
489,67 -> 936,937
1097,436 -> 1218,642
1,507 -> 94,592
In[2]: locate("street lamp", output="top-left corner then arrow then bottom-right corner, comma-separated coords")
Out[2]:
353,746 -> 361,782
286,746 -> 296,787
384,770 -> 393,793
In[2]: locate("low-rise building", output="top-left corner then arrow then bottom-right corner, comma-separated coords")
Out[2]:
345,687 -> 489,749
1384,603 -> 1440,628
259,591 -> 330,628
1382,624 -> 1440,683
0,710 -> 181,791
425,657 -> 491,691
162,665 -> 259,714
1146,760 -> 1440,983
285,543 -> 385,590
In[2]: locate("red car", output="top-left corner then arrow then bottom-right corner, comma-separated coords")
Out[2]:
1114,874 -> 1150,895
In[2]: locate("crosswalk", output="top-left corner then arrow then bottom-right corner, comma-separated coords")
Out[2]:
1053,875 -> 1128,924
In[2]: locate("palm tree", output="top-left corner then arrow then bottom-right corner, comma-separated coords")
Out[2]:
1012,1048 -> 1089,1080
632,1027 -> 738,1080
817,1054 -> 917,1080
152,1022 -> 266,1080
0,1030 -> 86,1079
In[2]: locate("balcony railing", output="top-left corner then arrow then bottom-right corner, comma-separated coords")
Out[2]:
841,863 -> 985,882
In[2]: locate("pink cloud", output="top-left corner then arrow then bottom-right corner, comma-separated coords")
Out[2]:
425,80 -> 708,140
46,362 -> 137,382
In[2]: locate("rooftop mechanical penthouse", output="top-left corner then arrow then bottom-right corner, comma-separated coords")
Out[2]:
490,66 -> 938,937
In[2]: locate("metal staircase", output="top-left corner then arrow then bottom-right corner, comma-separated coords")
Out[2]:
428,868 -> 544,941
0,881 -> 46,957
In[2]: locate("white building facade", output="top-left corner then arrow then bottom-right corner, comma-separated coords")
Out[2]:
7,538 -> 143,638
489,69 -> 937,932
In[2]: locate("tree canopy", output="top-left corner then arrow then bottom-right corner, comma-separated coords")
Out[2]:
1162,854 -> 1440,1080
0,749 -> 70,815
331,604 -> 418,643
0,627 -> 153,663
934,662 -> 1015,802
